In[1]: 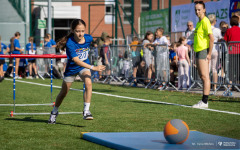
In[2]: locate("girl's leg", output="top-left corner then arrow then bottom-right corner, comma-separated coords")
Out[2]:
133,67 -> 137,82
192,58 -> 210,108
184,60 -> 189,88
55,80 -> 72,107
197,59 -> 210,95
0,64 -> 3,77
32,63 -> 38,75
48,80 -> 72,124
147,65 -> 152,82
29,63 -> 32,76
178,61 -> 184,89
15,58 -> 20,76
80,71 -> 94,120
211,52 -> 218,90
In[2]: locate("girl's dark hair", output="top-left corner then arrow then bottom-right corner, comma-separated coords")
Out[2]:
178,37 -> 186,44
178,37 -> 186,47
194,1 -> 206,16
15,32 -> 21,37
29,37 -> 34,51
144,31 -> 153,41
230,15 -> 239,27
219,21 -> 228,28
57,19 -> 86,50
10,37 -> 15,52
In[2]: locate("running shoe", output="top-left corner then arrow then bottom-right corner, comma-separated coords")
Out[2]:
48,111 -> 58,124
192,100 -> 208,108
83,111 -> 93,120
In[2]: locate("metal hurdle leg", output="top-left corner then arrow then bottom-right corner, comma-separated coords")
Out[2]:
8,56 -> 82,117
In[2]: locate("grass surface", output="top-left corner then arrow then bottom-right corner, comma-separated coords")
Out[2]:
0,78 -> 240,150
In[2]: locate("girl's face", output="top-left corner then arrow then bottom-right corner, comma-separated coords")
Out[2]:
195,4 -> 205,18
147,34 -> 154,41
73,24 -> 85,41
155,30 -> 162,38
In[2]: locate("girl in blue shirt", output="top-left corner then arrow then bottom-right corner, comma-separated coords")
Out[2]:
48,19 -> 105,124
10,32 -> 24,79
26,37 -> 38,79
0,36 -> 9,82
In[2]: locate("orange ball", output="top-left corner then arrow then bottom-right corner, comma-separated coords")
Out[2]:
164,119 -> 189,144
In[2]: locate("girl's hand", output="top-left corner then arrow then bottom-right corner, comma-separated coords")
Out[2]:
93,65 -> 106,71
206,54 -> 211,62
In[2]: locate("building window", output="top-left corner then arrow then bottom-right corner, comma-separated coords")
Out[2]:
141,0 -> 150,12
105,5 -> 113,15
123,0 -> 132,24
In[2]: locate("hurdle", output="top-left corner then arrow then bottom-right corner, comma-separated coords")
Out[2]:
0,54 -> 82,116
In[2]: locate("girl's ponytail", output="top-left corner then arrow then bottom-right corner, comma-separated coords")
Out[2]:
57,32 -> 74,50
10,37 -> 15,52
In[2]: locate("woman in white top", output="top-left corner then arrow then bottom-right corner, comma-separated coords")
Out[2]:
208,14 -> 222,91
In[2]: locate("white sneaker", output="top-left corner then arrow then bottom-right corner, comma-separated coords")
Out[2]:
15,76 -> 22,79
192,100 -> 208,108
26,76 -> 33,79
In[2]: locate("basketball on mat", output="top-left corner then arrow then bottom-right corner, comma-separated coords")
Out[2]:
164,119 -> 189,144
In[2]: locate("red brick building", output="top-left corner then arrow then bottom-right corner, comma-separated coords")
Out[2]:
31,0 -> 217,43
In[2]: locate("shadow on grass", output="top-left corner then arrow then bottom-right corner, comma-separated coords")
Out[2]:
120,100 -> 192,107
5,117 -> 85,128
208,99 -> 240,103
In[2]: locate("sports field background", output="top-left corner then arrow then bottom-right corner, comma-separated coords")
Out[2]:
0,78 -> 239,149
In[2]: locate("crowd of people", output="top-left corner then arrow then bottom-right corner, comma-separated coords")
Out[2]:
0,32 -> 59,82
92,12 -> 240,93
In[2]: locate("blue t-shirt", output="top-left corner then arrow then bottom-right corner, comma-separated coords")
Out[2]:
44,41 -> 52,48
169,50 -> 176,61
64,34 -> 93,77
26,43 -> 37,61
50,39 -> 56,46
11,39 -> 21,54
0,43 -> 7,60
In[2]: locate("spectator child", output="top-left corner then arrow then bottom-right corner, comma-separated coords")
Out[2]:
26,37 -> 38,79
143,31 -> 154,84
176,37 -> 190,89
130,36 -> 141,87
0,36 -> 9,82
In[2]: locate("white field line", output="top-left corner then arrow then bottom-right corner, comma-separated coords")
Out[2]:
4,79 -> 240,116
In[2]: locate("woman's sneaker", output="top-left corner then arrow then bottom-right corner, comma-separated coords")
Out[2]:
192,100 -> 208,108
83,111 -> 93,120
48,111 -> 58,124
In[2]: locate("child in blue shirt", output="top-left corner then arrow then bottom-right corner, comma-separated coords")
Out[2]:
26,37 -> 38,79
48,19 -> 106,124
9,32 -> 24,79
46,33 -> 56,48
0,36 -> 9,82
43,35 -> 53,76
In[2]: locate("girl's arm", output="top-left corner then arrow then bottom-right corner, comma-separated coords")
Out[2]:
4,47 -> 10,54
15,47 -> 24,52
72,57 -> 105,72
104,53 -> 108,64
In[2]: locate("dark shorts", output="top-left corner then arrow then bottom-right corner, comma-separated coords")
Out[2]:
132,56 -> 141,68
0,59 -> 5,65
28,59 -> 36,63
196,48 -> 209,59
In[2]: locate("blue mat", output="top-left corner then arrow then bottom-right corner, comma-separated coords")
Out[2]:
82,131 -> 240,150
